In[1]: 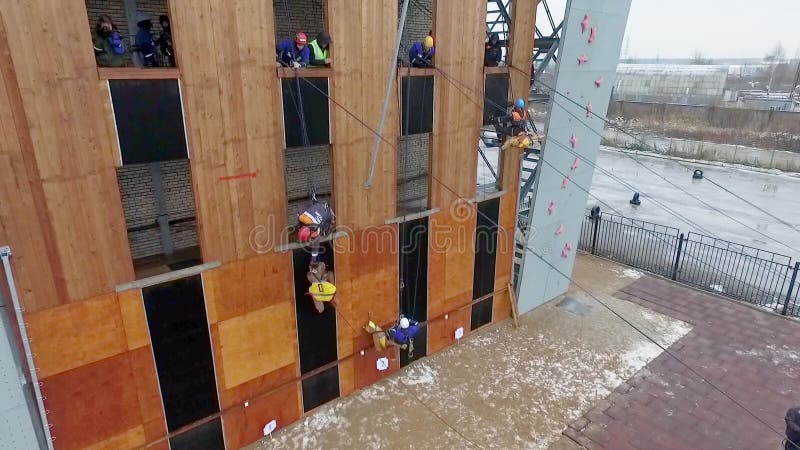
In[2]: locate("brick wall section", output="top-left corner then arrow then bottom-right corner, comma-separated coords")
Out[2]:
116,159 -> 197,259
273,0 -> 326,45
400,0 -> 433,63
284,145 -> 332,225
398,133 -> 430,208
85,0 -> 170,66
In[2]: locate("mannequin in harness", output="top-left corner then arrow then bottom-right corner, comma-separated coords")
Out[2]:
306,251 -> 337,313
297,195 -> 337,313
363,316 -> 423,354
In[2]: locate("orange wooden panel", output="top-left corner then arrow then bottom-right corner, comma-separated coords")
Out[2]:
118,289 -> 149,350
202,252 -> 294,324
216,301 -> 298,389
145,441 -> 170,450
171,0 -> 288,263
42,352 -> 144,450
354,346 -> 400,391
429,0 -> 486,207
427,304 -> 471,355
27,293 -> 127,379
222,381 -> 301,450
0,18 -> 67,312
1,1 -> 134,301
428,204 -> 477,320
84,426 -> 145,450
328,0 -> 399,228
338,357 -> 355,398
333,226 -> 399,357
217,362 -> 297,411
128,346 -> 167,443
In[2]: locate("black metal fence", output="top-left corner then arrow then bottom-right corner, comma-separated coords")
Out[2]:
579,211 -> 800,318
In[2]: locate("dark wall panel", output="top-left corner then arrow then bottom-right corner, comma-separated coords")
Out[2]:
401,76 -> 434,135
143,275 -> 218,432
471,298 -> 493,331
472,198 -> 500,329
293,242 -> 338,374
399,217 -> 429,366
109,79 -> 188,165
483,73 -> 510,125
281,77 -> 330,148
301,365 -> 340,412
169,418 -> 224,450
399,327 -> 427,367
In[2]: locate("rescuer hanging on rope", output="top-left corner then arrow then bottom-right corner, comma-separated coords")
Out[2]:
409,35 -> 435,67
297,195 -> 337,313
297,194 -> 335,244
494,98 -> 541,151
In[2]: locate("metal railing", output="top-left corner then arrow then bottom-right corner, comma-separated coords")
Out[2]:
578,210 -> 800,318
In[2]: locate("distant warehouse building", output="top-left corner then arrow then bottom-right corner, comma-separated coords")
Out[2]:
613,64 -> 728,105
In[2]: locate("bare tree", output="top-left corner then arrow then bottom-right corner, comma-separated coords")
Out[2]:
691,50 -> 713,65
765,43 -> 786,62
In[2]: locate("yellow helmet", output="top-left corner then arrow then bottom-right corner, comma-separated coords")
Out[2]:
424,35 -> 434,49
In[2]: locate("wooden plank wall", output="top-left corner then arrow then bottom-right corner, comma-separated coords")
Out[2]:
493,0 -> 538,322
171,0 -> 288,264
327,0 -> 399,229
0,1 -> 133,311
429,0 -> 486,208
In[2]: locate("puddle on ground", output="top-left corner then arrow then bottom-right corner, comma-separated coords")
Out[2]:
556,296 -> 592,316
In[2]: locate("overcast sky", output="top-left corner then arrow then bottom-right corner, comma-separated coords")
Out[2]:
538,0 -> 800,59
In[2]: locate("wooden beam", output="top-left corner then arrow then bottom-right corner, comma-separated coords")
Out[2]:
98,67 -> 181,80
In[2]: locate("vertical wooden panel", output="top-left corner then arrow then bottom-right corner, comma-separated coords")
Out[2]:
428,203 -> 476,321
0,17 -> 64,312
118,289 -> 149,351
128,346 -> 168,443
0,1 -> 133,306
429,0 -> 486,208
354,346 -> 399,390
328,0 -> 399,228
493,193 -> 516,323
171,0 -> 288,263
508,0 -> 538,107
334,226 -> 399,358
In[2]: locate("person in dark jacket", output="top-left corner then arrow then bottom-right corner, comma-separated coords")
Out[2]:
277,32 -> 311,67
494,98 -> 528,139
787,407 -> 800,450
408,35 -> 434,67
92,15 -> 125,67
484,32 -> 502,67
308,31 -> 332,66
156,15 -> 175,67
135,13 -> 158,67
297,195 -> 335,243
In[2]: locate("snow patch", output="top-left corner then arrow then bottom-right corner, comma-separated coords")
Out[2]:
709,284 -> 725,293
622,268 -> 643,279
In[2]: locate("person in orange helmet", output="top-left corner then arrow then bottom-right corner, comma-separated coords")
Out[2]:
277,31 -> 310,67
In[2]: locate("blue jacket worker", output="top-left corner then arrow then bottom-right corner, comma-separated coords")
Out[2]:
409,36 -> 435,67
387,316 -> 422,348
277,32 -> 310,67
135,13 -> 158,67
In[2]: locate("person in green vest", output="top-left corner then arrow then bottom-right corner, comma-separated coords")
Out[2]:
308,31 -> 332,67
91,15 -> 126,67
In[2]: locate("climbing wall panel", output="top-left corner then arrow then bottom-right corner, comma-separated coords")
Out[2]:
171,0 -> 288,263
428,204 -> 476,321
427,304 -> 471,354
518,0 -> 632,313
301,365 -> 340,412
399,217 -> 429,365
0,1 -> 134,306
328,0 -> 399,228
354,346 -> 400,390
334,226 -> 399,358
429,0 -> 486,207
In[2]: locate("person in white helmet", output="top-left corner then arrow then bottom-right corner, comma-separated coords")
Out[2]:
387,316 -> 422,349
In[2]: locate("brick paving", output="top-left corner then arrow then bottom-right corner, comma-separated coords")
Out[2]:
564,276 -> 799,450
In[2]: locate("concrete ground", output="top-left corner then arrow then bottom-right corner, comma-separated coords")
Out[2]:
248,254 -> 693,450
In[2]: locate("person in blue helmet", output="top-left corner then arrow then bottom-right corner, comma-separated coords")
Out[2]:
494,98 -> 529,139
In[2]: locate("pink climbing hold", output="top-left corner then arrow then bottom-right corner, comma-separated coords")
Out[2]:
548,201 -> 555,215
589,27 -> 597,43
581,15 -> 590,33
555,224 -> 565,235
561,175 -> 572,189
561,243 -> 572,258
566,242 -> 573,251
569,134 -> 578,148
578,54 -> 588,65
595,76 -> 604,88
571,158 -> 580,170
586,102 -> 593,118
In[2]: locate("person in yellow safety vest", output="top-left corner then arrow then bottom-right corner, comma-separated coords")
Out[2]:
309,31 -> 332,67
306,258 -> 337,313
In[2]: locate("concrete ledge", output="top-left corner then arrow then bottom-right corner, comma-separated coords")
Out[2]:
468,189 -> 507,204
115,261 -> 221,292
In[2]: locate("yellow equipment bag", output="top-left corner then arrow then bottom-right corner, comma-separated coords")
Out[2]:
309,281 -> 336,302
